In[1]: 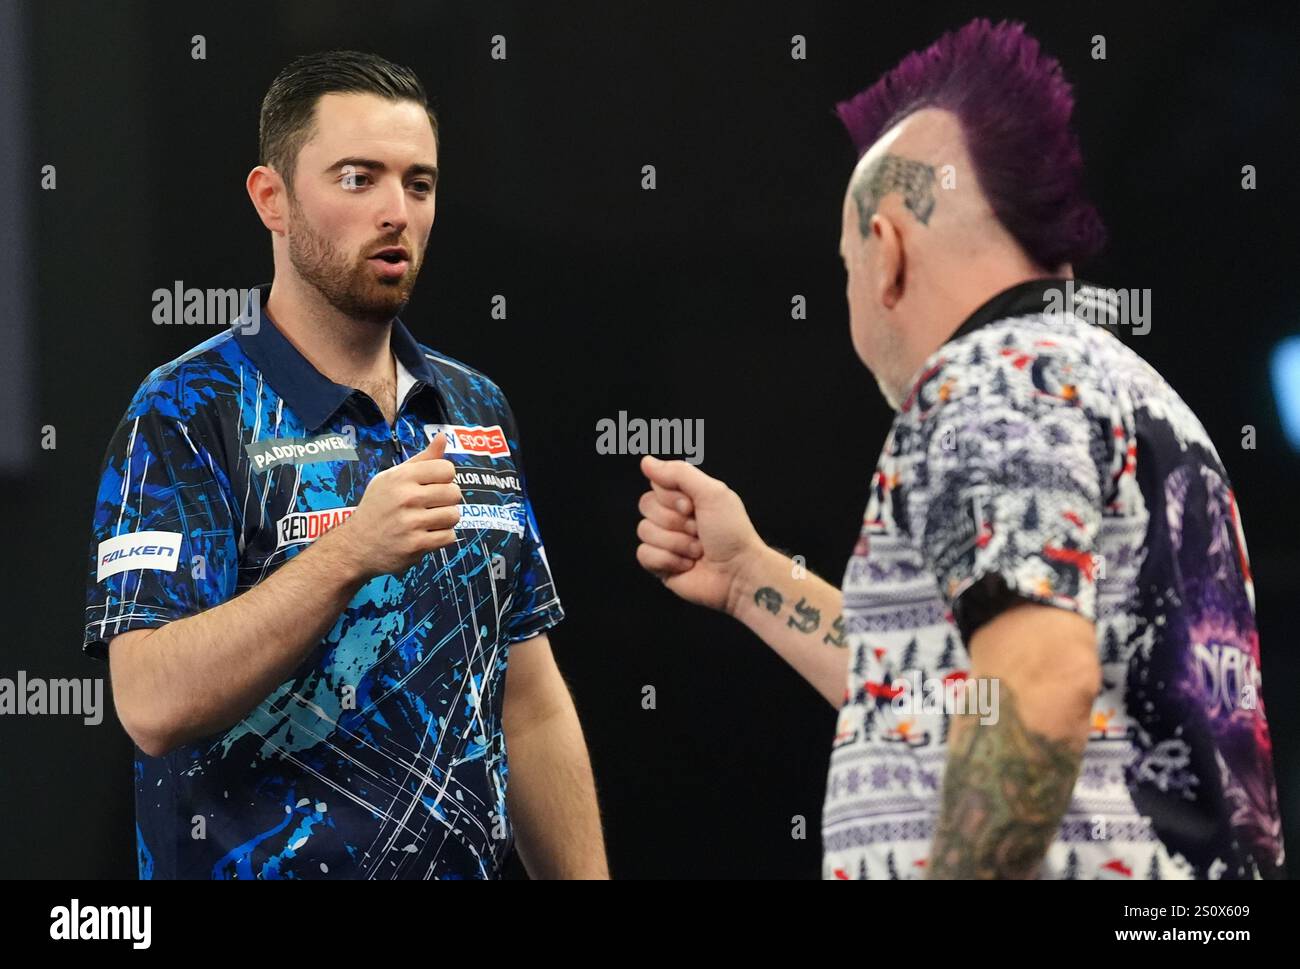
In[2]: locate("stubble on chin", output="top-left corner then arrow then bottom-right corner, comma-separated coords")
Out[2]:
286,201 -> 417,325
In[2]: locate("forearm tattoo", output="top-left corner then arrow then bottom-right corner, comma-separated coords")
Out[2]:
787,597 -> 819,633
927,686 -> 1083,879
851,153 -> 937,232
755,587 -> 782,614
753,587 -> 847,648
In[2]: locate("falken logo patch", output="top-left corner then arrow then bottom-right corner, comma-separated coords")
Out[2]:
245,433 -> 358,472
97,531 -> 182,582
276,506 -> 356,548
424,423 -> 511,459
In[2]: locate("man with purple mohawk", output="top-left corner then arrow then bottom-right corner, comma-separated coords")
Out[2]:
634,18 -> 1285,879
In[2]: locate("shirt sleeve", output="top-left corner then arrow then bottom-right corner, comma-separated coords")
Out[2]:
83,399 -> 239,660
497,403 -> 565,644
911,348 -> 1111,645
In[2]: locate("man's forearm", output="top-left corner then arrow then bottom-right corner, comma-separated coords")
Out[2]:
728,545 -> 849,707
505,701 -> 608,879
109,526 -> 368,755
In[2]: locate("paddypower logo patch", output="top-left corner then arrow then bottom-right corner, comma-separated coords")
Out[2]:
245,433 -> 358,472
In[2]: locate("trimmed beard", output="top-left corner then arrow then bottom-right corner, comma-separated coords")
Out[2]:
286,191 -> 416,325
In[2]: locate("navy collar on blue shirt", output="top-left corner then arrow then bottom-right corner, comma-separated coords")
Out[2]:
233,283 -> 442,432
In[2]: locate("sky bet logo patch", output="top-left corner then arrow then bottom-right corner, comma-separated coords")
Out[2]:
244,432 -> 358,472
424,423 -> 511,459
97,531 -> 182,582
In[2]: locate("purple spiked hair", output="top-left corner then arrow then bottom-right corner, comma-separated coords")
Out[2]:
835,18 -> 1106,269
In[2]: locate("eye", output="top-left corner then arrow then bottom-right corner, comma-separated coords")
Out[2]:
411,180 -> 434,195
341,171 -> 371,191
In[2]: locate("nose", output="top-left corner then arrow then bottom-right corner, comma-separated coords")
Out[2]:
376,181 -> 409,239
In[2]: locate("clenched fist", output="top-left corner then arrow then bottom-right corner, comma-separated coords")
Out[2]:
635,455 -> 767,616
325,431 -> 462,579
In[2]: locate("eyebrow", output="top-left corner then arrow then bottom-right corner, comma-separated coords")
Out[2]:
324,157 -> 439,182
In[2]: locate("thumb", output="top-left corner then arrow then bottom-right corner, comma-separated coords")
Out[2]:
412,430 -> 448,461
640,454 -> 717,501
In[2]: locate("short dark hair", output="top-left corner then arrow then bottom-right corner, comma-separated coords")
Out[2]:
259,50 -> 438,193
836,19 -> 1105,270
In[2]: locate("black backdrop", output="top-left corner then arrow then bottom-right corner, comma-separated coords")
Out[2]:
1,0 -> 1297,879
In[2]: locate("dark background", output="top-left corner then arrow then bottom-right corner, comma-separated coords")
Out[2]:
1,0 -> 1296,879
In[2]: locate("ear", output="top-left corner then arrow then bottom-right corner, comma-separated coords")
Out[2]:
246,165 -> 288,235
872,212 -> 905,309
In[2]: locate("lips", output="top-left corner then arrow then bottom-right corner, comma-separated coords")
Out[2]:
368,246 -> 410,278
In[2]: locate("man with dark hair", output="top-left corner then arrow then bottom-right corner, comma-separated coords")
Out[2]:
85,50 -> 608,879
635,19 -> 1285,879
